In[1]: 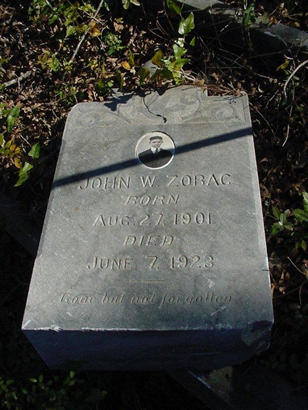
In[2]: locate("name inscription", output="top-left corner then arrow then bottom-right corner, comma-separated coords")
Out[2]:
78,173 -> 232,190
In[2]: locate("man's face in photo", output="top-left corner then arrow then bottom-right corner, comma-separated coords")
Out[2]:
150,137 -> 162,150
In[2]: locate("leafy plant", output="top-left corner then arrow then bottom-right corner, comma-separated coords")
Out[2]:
38,49 -> 61,72
178,11 -> 195,35
29,0 -> 109,73
151,3 -> 195,84
6,106 -> 20,132
241,1 -> 257,52
14,162 -> 34,187
14,143 -> 40,187
0,372 -> 107,409
122,0 -> 140,10
271,207 -> 292,235
103,32 -> 125,55
243,1 -> 257,28
28,142 -> 40,159
96,78 -> 114,95
0,139 -> 21,165
294,193 -> 308,223
29,0 -> 97,32
56,85 -> 82,106
0,105 -> 22,168
271,192 -> 308,251
0,104 -> 41,186
137,67 -> 150,85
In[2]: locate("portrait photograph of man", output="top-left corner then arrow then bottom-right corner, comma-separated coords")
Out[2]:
136,133 -> 174,169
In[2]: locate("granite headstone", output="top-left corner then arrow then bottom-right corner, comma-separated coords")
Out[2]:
22,87 -> 273,370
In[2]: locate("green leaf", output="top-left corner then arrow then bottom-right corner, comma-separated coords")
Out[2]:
15,173 -> 29,187
280,209 -> 290,225
175,57 -> 189,67
21,162 -> 33,174
128,50 -> 135,67
189,36 -> 196,46
28,142 -> 40,159
167,0 -> 182,15
294,209 -> 308,223
7,106 -> 20,133
303,192 -> 308,212
271,222 -> 282,235
272,206 -> 281,220
14,162 -> 33,187
122,0 -> 140,9
301,239 -> 307,251
50,55 -> 60,72
176,37 -> 185,47
151,67 -> 173,81
178,12 -> 195,35
122,0 -> 129,9
173,44 -> 187,59
0,133 -> 4,146
284,223 -> 293,231
116,71 -> 124,90
152,50 -> 164,67
49,13 -> 59,25
4,140 -> 11,149
138,67 -> 150,84
243,3 -> 256,28
66,25 -> 76,37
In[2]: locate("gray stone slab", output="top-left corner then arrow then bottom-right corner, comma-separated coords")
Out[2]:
178,0 -> 308,53
22,87 -> 273,370
171,365 -> 308,410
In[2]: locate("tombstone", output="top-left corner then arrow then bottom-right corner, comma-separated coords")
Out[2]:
22,87 -> 273,370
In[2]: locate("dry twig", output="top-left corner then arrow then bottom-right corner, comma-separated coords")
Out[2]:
283,59 -> 308,98
3,70 -> 32,88
287,257 -> 306,276
69,0 -> 105,64
251,103 -> 277,140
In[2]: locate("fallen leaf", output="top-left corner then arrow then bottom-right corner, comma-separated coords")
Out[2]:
14,157 -> 22,168
210,72 -> 219,82
114,21 -> 124,32
121,61 -> 131,70
276,59 -> 290,71
89,21 -> 101,38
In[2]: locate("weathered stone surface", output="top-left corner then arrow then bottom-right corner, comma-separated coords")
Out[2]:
22,87 -> 273,370
171,365 -> 308,410
178,0 -> 308,52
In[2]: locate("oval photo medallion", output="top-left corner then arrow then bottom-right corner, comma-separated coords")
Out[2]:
135,131 -> 175,169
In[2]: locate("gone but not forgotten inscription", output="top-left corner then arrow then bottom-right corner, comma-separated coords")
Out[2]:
22,87 -> 273,370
